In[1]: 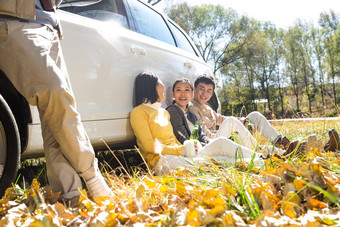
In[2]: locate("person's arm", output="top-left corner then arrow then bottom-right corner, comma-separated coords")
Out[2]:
198,124 -> 210,145
130,107 -> 184,156
213,110 -> 227,127
167,106 -> 190,144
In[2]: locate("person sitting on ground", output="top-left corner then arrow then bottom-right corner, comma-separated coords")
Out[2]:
130,72 -> 265,175
166,78 -> 295,158
188,74 -> 340,156
166,78 -> 210,146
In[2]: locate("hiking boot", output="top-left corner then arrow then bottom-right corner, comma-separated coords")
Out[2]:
324,129 -> 340,152
275,136 -> 291,149
86,174 -> 113,199
275,140 -> 300,159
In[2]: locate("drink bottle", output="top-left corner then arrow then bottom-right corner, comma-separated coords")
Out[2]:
247,119 -> 253,132
190,122 -> 199,144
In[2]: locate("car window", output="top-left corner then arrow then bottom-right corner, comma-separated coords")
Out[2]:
168,21 -> 198,56
127,0 -> 176,46
60,0 -> 129,29
78,10 -> 129,28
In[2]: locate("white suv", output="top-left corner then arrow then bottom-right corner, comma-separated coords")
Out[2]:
0,0 -> 215,195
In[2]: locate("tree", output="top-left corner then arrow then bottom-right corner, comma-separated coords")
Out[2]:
319,10 -> 340,107
311,27 -> 327,112
167,3 -> 257,75
250,22 -> 283,112
296,21 -> 315,113
284,26 -> 304,112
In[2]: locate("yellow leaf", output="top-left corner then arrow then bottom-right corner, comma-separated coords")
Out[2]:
104,212 -> 118,227
293,179 -> 305,191
79,189 -> 89,203
93,196 -> 111,203
83,200 -> 95,212
159,184 -> 169,193
160,177 -> 175,184
306,152 -> 316,159
176,181 -> 187,197
116,213 -> 129,224
125,200 -> 138,213
187,209 -> 201,226
306,198 -> 327,209
284,193 -> 301,205
32,179 -> 40,191
316,217 -> 338,225
282,202 -> 297,218
144,177 -> 157,188
222,211 -> 246,226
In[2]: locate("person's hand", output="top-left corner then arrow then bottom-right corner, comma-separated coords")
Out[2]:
248,123 -> 256,133
194,141 -> 202,154
239,117 -> 256,133
182,140 -> 196,157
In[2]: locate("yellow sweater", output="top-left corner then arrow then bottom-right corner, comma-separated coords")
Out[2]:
130,104 -> 184,169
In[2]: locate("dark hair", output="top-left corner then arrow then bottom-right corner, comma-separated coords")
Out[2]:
172,78 -> 193,92
194,74 -> 215,90
135,71 -> 160,106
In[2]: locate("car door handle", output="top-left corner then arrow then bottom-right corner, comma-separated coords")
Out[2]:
184,62 -> 193,69
131,47 -> 146,55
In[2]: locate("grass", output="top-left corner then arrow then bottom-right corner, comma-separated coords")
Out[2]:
1,119 -> 339,226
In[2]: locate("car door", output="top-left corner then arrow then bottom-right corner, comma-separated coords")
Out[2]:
59,6 -> 150,147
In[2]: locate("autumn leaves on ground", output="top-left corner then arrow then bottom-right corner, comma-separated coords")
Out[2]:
0,119 -> 339,226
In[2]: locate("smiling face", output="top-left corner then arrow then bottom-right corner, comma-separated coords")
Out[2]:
193,82 -> 214,106
173,82 -> 193,110
156,80 -> 165,103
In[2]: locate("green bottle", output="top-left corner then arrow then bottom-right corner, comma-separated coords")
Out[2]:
247,120 -> 253,132
190,122 -> 199,143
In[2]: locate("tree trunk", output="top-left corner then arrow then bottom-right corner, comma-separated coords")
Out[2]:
295,92 -> 300,112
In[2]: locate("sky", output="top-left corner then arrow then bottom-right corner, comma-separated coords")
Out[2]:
157,0 -> 339,29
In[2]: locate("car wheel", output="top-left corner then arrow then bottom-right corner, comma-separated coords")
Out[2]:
0,95 -> 21,197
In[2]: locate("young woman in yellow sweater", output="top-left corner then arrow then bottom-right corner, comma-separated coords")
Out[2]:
130,72 -> 264,175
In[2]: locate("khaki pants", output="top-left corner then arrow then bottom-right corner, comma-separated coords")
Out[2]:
0,20 -> 97,199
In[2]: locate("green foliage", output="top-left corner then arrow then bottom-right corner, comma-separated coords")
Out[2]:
166,3 -> 340,117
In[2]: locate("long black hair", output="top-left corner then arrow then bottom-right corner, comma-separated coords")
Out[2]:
135,71 -> 160,106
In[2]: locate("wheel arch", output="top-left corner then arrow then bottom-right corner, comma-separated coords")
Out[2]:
0,70 -> 32,153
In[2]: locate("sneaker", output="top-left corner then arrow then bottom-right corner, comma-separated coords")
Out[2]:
324,129 -> 340,152
275,136 -> 291,149
86,174 -> 113,199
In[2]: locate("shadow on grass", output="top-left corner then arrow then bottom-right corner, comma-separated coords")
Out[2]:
16,148 -> 147,188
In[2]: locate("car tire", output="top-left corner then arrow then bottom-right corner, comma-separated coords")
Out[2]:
0,94 -> 21,197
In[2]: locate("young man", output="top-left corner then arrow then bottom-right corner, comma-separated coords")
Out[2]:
0,0 -> 112,204
188,75 -> 339,153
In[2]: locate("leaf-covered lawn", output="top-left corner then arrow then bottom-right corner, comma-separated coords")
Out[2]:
0,119 -> 339,226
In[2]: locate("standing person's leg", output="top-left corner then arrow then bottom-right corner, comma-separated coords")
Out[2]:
0,21 -> 111,199
215,116 -> 257,149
